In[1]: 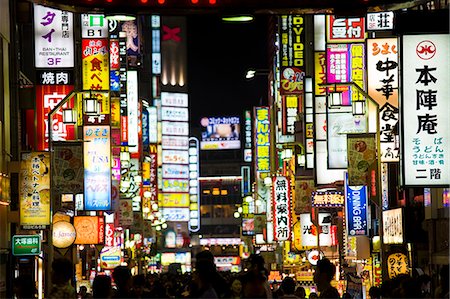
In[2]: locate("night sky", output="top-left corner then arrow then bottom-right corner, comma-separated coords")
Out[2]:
186,14 -> 269,129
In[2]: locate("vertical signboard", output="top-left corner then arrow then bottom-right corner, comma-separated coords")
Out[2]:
272,176 -> 291,241
188,137 -> 200,232
345,173 -> 369,236
299,213 -> 332,247
254,107 -> 270,173
20,152 -> 51,229
244,110 -> 252,162
34,4 -> 74,68
347,133 -> 377,186
402,34 -> 449,186
127,70 -> 139,153
82,39 -> 110,90
367,38 -> 399,162
84,126 -> 111,210
382,208 -> 403,244
81,14 -> 109,38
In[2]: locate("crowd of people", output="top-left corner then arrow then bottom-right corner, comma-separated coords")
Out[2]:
12,252 -> 450,299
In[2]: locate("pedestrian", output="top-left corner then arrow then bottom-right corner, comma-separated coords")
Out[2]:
279,277 -> 300,299
230,278 -> 243,299
112,266 -> 132,298
294,286 -> 306,299
368,286 -> 380,299
435,265 -> 450,298
48,258 -> 77,299
313,258 -> 339,299
241,254 -> 272,298
192,256 -> 219,298
92,275 -> 112,299
195,250 -> 230,298
341,292 -> 351,299
13,275 -> 36,299
309,292 -> 318,299
78,285 -> 92,299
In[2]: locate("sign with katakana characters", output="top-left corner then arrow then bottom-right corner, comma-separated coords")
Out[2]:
254,107 -> 270,173
299,213 -> 332,247
282,95 -> 302,136
161,208 -> 190,222
19,152 -> 51,229
382,208 -> 403,244
314,52 -> 327,96
402,34 -> 449,186
326,16 -> 365,43
387,252 -> 410,279
74,216 -> 105,244
12,235 -> 41,256
279,15 -> 306,95
366,12 -> 394,31
82,39 -> 110,90
367,38 -> 399,162
35,85 -> 75,151
81,14 -> 109,38
83,125 -> 111,210
272,176 -> 291,241
34,4 -> 74,68
37,70 -> 73,85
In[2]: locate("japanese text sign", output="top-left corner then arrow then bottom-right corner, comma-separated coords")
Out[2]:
19,152 -> 51,229
347,133 -> 377,186
81,14 -> 108,38
12,235 -> 41,256
327,16 -> 365,43
254,107 -> 270,173
74,216 -> 105,244
83,125 -> 111,210
34,4 -> 74,68
312,191 -> 344,207
402,34 -> 449,186
272,176 -> 291,241
299,213 -> 332,247
367,38 -> 399,162
82,39 -> 110,90
345,173 -> 369,236
366,12 -> 394,31
387,253 -> 410,279
382,208 -> 403,244
282,95 -> 301,135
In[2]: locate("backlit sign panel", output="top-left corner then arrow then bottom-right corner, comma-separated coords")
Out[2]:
300,213 -> 332,247
81,14 -> 108,38
82,39 -> 109,90
74,216 -> 105,244
189,137 -> 200,232
345,173 -> 369,236
255,107 -> 270,173
127,70 -> 139,153
326,16 -> 365,43
383,208 -> 403,244
272,176 -> 291,241
311,191 -> 344,207
200,116 -> 241,150
402,34 -> 449,186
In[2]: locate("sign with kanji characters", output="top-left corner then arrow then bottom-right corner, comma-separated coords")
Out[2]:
402,34 -> 449,186
254,107 -> 270,173
35,85 -> 75,151
295,179 -> 315,213
127,70 -> 139,153
244,110 -> 252,162
34,4 -> 74,68
74,216 -> 105,244
326,16 -> 365,43
12,235 -> 41,256
387,253 -> 410,279
345,173 -> 369,236
299,213 -> 332,247
367,38 -> 399,162
83,126 -> 111,210
312,191 -> 344,207
272,176 -> 291,241
282,95 -> 301,136
82,39 -> 109,90
37,70 -> 73,85
81,14 -> 108,38
19,152 -> 51,229
366,12 -> 394,31
347,133 -> 377,186
279,15 -> 306,95
382,208 -> 403,244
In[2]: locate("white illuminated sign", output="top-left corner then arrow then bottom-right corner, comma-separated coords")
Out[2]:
161,92 -> 189,107
382,208 -> 403,244
188,137 -> 200,232
127,70 -> 139,153
300,213 -> 332,247
162,121 -> 189,136
272,176 -> 291,241
161,107 -> 189,122
366,12 -> 394,31
81,14 -> 108,38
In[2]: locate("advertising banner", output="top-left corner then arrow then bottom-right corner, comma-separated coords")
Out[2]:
314,51 -> 327,96
345,173 -> 369,236
162,121 -> 189,136
74,216 -> 105,244
200,116 -> 241,150
127,70 -> 139,152
161,208 -> 190,222
34,4 -> 74,68
159,193 -> 189,207
402,34 -> 449,186
162,150 -> 189,164
312,191 -> 344,207
119,200 -> 133,227
282,95 -> 302,135
244,110 -> 252,162
162,179 -> 189,193
272,176 -> 291,241
367,38 -> 399,162
12,235 -> 41,256
83,126 -> 111,210
51,142 -> 84,212
81,14 -> 108,38
300,213 -> 332,247
347,133 -> 377,186
254,107 -> 270,173
382,208 -> 403,244
20,152 -> 51,229
295,179 -> 315,213
162,164 -> 189,179
82,39 -> 109,90
326,16 -> 365,43
36,85 -> 75,151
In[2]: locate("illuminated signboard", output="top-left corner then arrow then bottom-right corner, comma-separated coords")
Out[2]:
345,173 -> 369,236
326,16 -> 365,43
148,106 -> 158,143
162,121 -> 189,136
162,164 -> 189,179
299,213 -> 332,247
200,116 -> 241,150
382,208 -> 403,244
162,150 -> 189,164
162,136 -> 189,150
100,246 -> 122,269
254,107 -> 270,173
34,4 -> 74,68
402,34 -> 449,186
366,12 -> 394,31
161,92 -> 188,107
20,152 -> 51,229
311,191 -> 344,207
188,137 -> 200,232
36,85 -> 75,151
36,70 -> 73,85
367,38 -> 399,162
244,110 -> 252,162
162,179 -> 189,193
282,95 -> 301,136
83,125 -> 111,210
161,107 -> 189,122
82,39 -> 109,90
387,253 -> 410,278
272,176 -> 291,241
161,208 -> 190,222
127,70 -> 139,153
159,193 -> 190,208
52,221 -> 76,248
74,216 -> 105,244
81,14 -> 108,38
